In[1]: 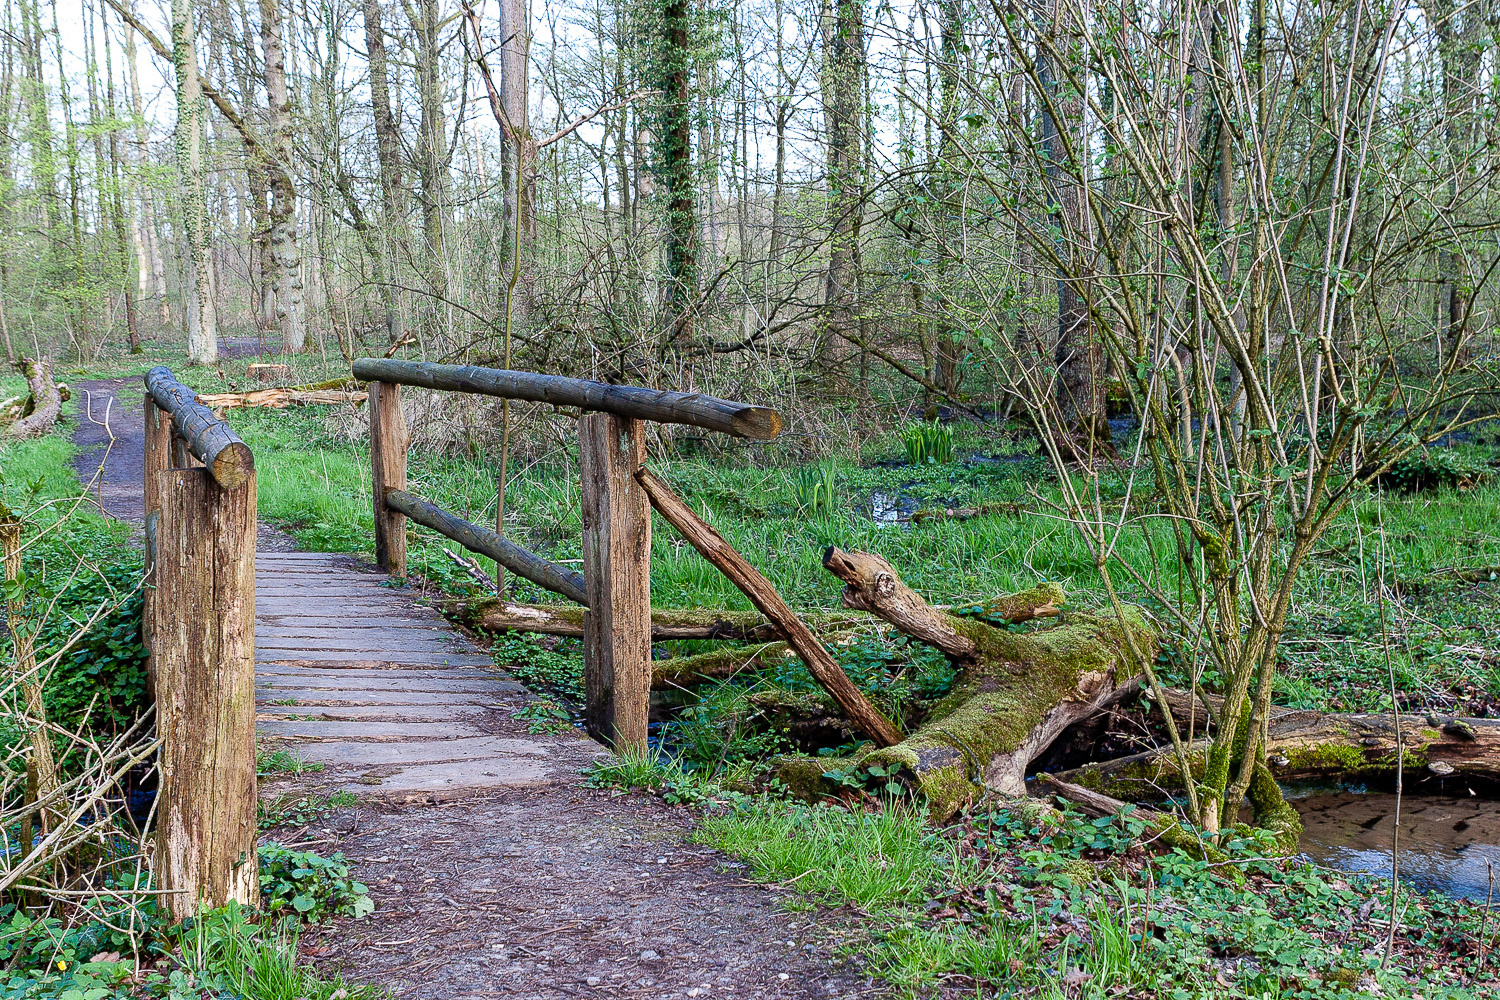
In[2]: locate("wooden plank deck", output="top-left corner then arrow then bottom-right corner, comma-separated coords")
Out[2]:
253,551 -> 600,799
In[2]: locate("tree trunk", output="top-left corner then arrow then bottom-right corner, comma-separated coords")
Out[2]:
172,0 -> 217,365
1037,6 -> 1109,458
259,0 -> 305,352
415,0 -> 448,297
1,517 -> 61,831
123,1 -> 171,327
651,0 -> 698,349
362,0 -> 406,345
818,0 -> 863,362
7,357 -> 62,438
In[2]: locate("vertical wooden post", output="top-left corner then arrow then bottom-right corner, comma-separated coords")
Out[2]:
369,381 -> 408,576
578,412 -> 652,751
156,467 -> 259,918
143,398 -> 171,673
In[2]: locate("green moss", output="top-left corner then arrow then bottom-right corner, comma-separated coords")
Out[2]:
861,608 -> 1157,820
771,755 -> 840,801
1247,760 -> 1302,854
1280,743 -> 1366,772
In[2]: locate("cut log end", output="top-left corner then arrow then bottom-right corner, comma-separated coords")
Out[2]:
730,406 -> 784,441
209,442 -> 255,489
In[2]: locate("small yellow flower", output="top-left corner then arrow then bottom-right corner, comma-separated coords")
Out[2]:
56,961 -> 67,971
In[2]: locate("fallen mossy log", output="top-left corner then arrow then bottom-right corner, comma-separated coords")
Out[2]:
774,549 -> 1157,820
651,642 -> 796,689
1057,699 -> 1500,795
5,358 -> 63,439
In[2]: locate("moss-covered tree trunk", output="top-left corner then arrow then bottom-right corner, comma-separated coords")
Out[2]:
774,549 -> 1157,820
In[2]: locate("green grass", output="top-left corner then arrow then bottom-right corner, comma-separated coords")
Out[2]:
699,799 -> 980,909
257,747 -> 325,775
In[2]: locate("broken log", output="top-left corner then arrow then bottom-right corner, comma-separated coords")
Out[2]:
637,467 -> 903,747
651,642 -> 795,689
452,598 -> 868,641
6,358 -> 62,439
774,549 -> 1156,820
1056,698 -> 1500,794
195,383 -> 366,412
246,363 -> 292,381
454,585 -> 1063,641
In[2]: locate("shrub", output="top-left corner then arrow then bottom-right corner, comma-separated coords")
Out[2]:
1371,449 -> 1489,492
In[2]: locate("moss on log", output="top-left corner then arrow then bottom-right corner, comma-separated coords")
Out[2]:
770,549 -> 1157,821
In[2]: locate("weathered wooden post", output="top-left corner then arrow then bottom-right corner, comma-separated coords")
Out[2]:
143,398 -> 171,671
369,381 -> 408,576
578,412 -> 652,751
143,366 -> 259,918
155,467 -> 259,917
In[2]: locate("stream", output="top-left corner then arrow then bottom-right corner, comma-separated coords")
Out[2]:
1292,789 -> 1500,901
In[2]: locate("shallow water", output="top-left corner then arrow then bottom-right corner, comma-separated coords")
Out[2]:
1293,790 -> 1500,901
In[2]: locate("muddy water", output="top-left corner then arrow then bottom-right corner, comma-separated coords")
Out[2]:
1292,790 -> 1500,900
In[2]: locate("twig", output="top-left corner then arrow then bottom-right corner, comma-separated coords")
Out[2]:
442,548 -> 497,593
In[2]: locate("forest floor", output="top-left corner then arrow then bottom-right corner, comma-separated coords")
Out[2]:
66,377 -> 871,1000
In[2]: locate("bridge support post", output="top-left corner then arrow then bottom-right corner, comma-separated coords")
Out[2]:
369,381 -> 409,576
156,466 -> 259,918
143,398 -> 171,683
579,412 -> 651,752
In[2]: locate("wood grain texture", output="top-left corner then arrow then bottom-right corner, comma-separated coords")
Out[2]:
144,367 -> 253,487
352,358 -> 782,440
579,413 -> 652,751
143,398 -> 171,677
384,488 -> 587,604
636,466 -> 903,748
368,381 -> 409,576
155,468 -> 259,917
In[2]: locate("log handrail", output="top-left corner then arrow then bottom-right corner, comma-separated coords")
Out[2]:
384,488 -> 588,605
145,366 -> 255,488
351,359 -> 782,440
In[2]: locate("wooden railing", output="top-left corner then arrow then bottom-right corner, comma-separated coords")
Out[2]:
352,359 -> 798,751
142,366 -> 258,919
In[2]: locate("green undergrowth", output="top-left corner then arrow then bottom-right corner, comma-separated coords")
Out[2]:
583,751 -> 1497,997
0,846 -> 376,1000
1,420 -> 378,1000
693,791 -> 1496,998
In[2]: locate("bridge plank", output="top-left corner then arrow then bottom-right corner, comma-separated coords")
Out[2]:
254,548 -> 595,799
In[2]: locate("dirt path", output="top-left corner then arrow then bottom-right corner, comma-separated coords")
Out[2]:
72,375 -> 867,1000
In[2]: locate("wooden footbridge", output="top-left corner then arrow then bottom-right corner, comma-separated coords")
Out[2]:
143,360 -> 903,923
